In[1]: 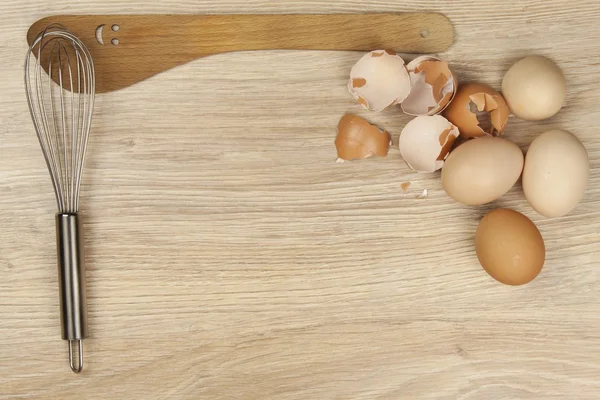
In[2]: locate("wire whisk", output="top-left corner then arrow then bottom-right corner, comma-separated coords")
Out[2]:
25,24 -> 95,373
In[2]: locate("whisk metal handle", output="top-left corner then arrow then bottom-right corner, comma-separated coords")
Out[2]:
55,213 -> 88,373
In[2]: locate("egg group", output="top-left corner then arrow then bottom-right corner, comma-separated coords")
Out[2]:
340,50 -> 588,287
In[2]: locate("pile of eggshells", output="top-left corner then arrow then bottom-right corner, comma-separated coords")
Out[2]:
335,50 -> 590,286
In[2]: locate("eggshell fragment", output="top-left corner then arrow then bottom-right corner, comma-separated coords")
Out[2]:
399,115 -> 459,173
348,50 -> 411,112
443,83 -> 509,138
401,56 -> 457,116
335,114 -> 391,161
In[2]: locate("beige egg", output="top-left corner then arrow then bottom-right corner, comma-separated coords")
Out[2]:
523,129 -> 589,217
476,208 -> 545,286
502,55 -> 566,120
441,137 -> 524,205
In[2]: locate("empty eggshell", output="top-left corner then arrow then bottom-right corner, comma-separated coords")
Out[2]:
348,50 -> 411,112
335,114 -> 391,161
399,115 -> 459,173
443,83 -> 509,138
401,56 -> 457,116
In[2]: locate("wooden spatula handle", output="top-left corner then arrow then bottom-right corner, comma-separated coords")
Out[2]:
149,14 -> 451,52
28,14 -> 453,93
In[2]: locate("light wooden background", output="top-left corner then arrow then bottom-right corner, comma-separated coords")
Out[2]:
1,1 -> 599,399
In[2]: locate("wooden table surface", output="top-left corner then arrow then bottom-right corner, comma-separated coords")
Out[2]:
1,1 -> 599,399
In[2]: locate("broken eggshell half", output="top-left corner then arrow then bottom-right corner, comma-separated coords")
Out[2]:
401,56 -> 457,116
348,50 -> 411,112
442,83 -> 509,138
335,114 -> 391,162
399,115 -> 460,173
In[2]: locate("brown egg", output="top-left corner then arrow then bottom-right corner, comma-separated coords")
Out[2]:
443,83 -> 509,138
475,209 -> 545,286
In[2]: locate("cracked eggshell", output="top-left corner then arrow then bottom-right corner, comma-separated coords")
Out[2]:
348,50 -> 411,112
401,56 -> 457,116
335,114 -> 391,161
442,83 -> 509,138
399,115 -> 459,173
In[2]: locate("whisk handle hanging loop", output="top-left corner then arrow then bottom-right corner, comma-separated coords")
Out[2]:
55,213 -> 88,372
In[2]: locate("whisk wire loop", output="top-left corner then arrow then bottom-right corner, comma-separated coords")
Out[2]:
25,24 -> 95,214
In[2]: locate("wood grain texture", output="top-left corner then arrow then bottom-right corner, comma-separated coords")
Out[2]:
1,0 -> 599,399
27,13 -> 453,93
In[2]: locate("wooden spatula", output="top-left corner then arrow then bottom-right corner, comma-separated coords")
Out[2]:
27,14 -> 454,93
